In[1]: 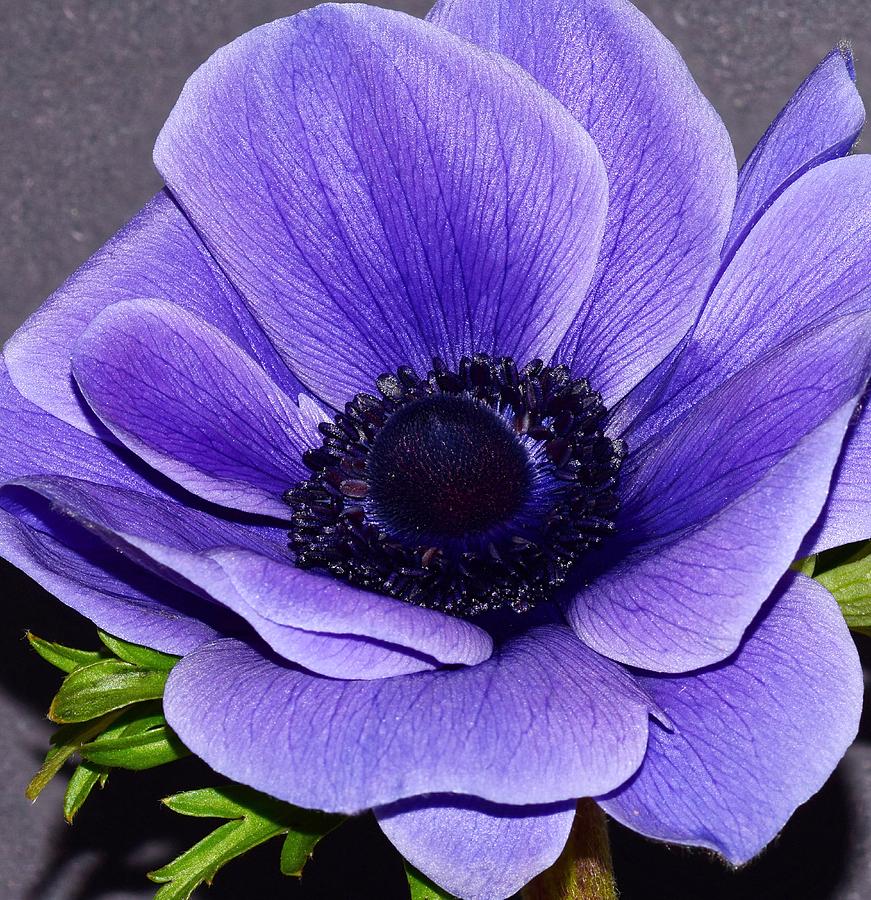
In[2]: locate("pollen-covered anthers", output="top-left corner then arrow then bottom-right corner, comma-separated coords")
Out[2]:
285,354 -> 625,618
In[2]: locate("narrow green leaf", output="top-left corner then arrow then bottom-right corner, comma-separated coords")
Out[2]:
162,784 -> 296,822
77,700 -> 164,747
97,631 -> 179,671
279,829 -> 322,877
25,710 -> 124,801
63,761 -> 109,822
149,815 -> 287,900
405,863 -> 456,900
815,542 -> 871,628
150,819 -> 247,881
111,706 -> 166,737
26,632 -> 105,673
162,785 -> 272,820
48,659 -> 168,723
154,784 -> 342,895
80,724 -> 189,769
278,809 -> 342,876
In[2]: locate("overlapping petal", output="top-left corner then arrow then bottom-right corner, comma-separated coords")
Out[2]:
626,155 -> 871,446
599,573 -> 862,864
430,0 -> 737,404
724,47 -> 864,259
6,476 -> 285,565
0,356 -> 147,490
154,4 -> 608,407
804,401 -> 871,554
569,312 -> 871,671
0,489 -> 222,655
0,358 -> 231,652
376,795 -> 575,900
73,299 -> 324,518
164,626 -> 655,811
210,550 -> 493,672
112,545 -> 472,680
5,475 -> 486,679
103,540 -> 493,679
4,190 -> 299,436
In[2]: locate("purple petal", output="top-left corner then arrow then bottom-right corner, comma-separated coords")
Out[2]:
568,313 -> 871,672
376,795 -> 575,900
164,626 -> 654,811
6,475 -> 489,679
623,316 -> 871,537
724,47 -> 864,260
430,0 -> 737,404
210,549 -> 493,671
107,542 -> 494,679
803,400 -> 871,554
0,356 -> 255,654
154,5 -> 608,407
599,573 -> 862,864
0,356 -> 150,490
0,490 -> 221,655
123,545 -> 457,679
73,300 -> 325,518
4,190 -> 299,436
627,155 -> 871,446
7,475 -> 285,563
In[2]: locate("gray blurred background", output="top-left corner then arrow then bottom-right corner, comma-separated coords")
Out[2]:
2,1 -> 871,898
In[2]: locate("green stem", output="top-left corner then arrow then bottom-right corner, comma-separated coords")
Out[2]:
521,800 -> 618,900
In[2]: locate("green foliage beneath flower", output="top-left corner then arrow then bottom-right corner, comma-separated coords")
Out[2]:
27,632 -> 106,672
63,760 -> 109,822
25,630 -> 186,816
149,785 -> 342,899
48,658 -> 169,722
796,540 -> 871,636
26,710 -> 126,806
97,630 -> 180,670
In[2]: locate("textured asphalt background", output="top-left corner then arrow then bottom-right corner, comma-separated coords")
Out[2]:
2,1 -> 871,898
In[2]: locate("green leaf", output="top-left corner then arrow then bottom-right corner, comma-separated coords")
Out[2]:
278,807 -> 342,876
63,761 -> 109,823
26,632 -> 105,673
26,710 -> 125,801
48,659 -> 168,723
151,785 -> 342,898
80,723 -> 189,769
32,701 -> 181,818
815,542 -> 871,628
97,631 -> 179,671
162,785 -> 268,820
150,817 -> 286,900
405,863 -> 456,900
114,709 -> 167,736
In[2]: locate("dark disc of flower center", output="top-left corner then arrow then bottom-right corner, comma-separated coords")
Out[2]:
367,394 -> 531,541
285,354 -> 625,618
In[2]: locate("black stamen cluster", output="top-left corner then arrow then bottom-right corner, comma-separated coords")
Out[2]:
285,354 -> 625,618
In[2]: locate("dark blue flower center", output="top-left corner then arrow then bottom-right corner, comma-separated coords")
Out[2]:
286,354 -> 625,618
367,394 -> 531,542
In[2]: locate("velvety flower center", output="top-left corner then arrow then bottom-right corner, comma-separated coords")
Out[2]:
367,394 -> 531,541
286,354 -> 625,617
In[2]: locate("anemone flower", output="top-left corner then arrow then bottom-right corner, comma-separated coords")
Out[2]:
3,2 -> 870,898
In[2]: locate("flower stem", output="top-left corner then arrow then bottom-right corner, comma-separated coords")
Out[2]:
521,800 -> 618,900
